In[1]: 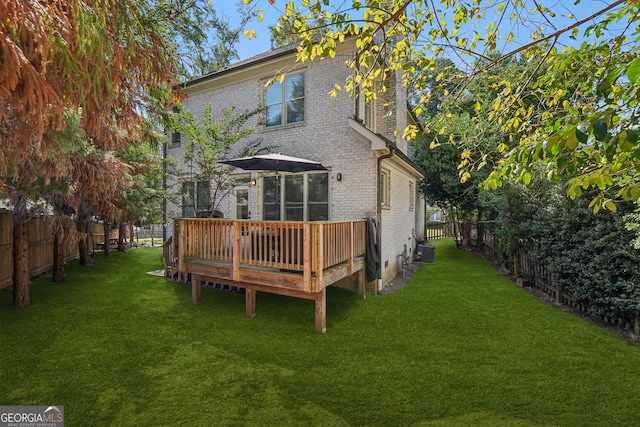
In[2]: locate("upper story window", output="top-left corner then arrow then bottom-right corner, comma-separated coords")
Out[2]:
264,72 -> 305,127
171,106 -> 181,145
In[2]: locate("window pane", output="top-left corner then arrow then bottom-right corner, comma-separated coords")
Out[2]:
196,181 -> 209,212
236,189 -> 249,219
285,74 -> 304,101
286,99 -> 304,124
285,74 -> 304,124
308,173 -> 328,202
182,182 -> 195,217
266,104 -> 282,127
284,175 -> 304,221
308,203 -> 328,221
308,173 -> 328,221
263,176 -> 280,220
265,81 -> 282,105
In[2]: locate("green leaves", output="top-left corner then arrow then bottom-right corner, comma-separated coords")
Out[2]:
264,0 -> 640,212
626,57 -> 640,83
593,116 -> 609,142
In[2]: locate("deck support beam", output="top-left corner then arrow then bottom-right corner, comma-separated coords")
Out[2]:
245,287 -> 256,318
357,269 -> 366,299
191,274 -> 201,305
315,288 -> 326,333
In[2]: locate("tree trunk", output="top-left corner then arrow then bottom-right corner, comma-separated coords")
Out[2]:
52,231 -> 65,283
151,224 -> 155,247
475,209 -> 485,249
77,205 -> 93,266
118,221 -> 126,252
129,223 -> 134,243
460,221 -> 471,248
103,219 -> 111,256
13,196 -> 30,307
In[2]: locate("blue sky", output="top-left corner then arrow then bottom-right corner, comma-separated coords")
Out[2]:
221,1 -> 626,63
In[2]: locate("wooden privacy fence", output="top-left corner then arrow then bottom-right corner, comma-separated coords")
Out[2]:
87,223 -> 131,250
425,222 -> 453,241
513,250 -> 640,336
0,212 -> 79,289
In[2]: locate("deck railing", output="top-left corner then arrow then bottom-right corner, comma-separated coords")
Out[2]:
176,219 -> 367,278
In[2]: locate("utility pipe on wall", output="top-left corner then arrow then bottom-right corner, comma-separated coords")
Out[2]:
376,144 -> 396,289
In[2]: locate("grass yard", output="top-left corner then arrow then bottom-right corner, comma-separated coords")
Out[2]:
1,239 -> 639,426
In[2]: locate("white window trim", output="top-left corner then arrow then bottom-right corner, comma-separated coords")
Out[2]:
231,185 -> 250,220
409,181 -> 415,212
263,71 -> 306,128
381,169 -> 391,209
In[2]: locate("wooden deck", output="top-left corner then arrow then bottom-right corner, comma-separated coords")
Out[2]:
164,219 -> 368,333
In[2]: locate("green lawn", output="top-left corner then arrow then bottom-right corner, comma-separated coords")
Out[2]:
1,240 -> 638,426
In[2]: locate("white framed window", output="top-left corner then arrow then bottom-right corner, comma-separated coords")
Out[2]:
182,182 -> 195,217
262,171 -> 329,221
364,98 -> 373,129
409,181 -> 415,212
381,169 -> 390,208
181,180 -> 209,217
171,106 -> 181,145
233,186 -> 249,219
264,72 -> 305,127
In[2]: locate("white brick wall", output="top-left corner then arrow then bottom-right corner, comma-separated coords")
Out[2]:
379,159 -> 419,284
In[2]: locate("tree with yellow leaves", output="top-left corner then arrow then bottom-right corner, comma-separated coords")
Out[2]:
246,0 -> 640,212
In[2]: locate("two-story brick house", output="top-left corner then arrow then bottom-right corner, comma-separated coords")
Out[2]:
165,39 -> 425,292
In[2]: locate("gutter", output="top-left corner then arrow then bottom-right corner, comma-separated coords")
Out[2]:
376,144 -> 397,285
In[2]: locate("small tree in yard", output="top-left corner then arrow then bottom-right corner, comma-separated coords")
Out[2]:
168,104 -> 273,217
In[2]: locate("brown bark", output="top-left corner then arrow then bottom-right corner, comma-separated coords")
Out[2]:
77,205 -> 93,266
13,196 -> 30,307
52,231 -> 65,283
460,221 -> 471,248
103,219 -> 111,256
117,221 -> 127,252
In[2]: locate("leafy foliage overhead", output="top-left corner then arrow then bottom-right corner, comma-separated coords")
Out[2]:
245,0 -> 640,210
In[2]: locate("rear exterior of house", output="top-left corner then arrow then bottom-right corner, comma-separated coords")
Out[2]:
165,40 -> 424,291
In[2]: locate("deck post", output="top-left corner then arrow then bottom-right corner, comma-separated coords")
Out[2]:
347,222 -> 354,276
315,288 -> 326,333
357,269 -> 366,299
315,224 -> 324,290
233,222 -> 241,282
245,287 -> 256,318
303,223 -> 312,290
179,220 -> 186,276
191,274 -> 201,306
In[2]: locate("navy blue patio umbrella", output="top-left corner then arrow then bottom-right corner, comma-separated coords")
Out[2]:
219,153 -> 328,220
218,153 -> 327,173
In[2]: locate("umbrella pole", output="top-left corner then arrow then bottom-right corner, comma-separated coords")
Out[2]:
275,161 -> 280,220
275,171 -> 280,220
